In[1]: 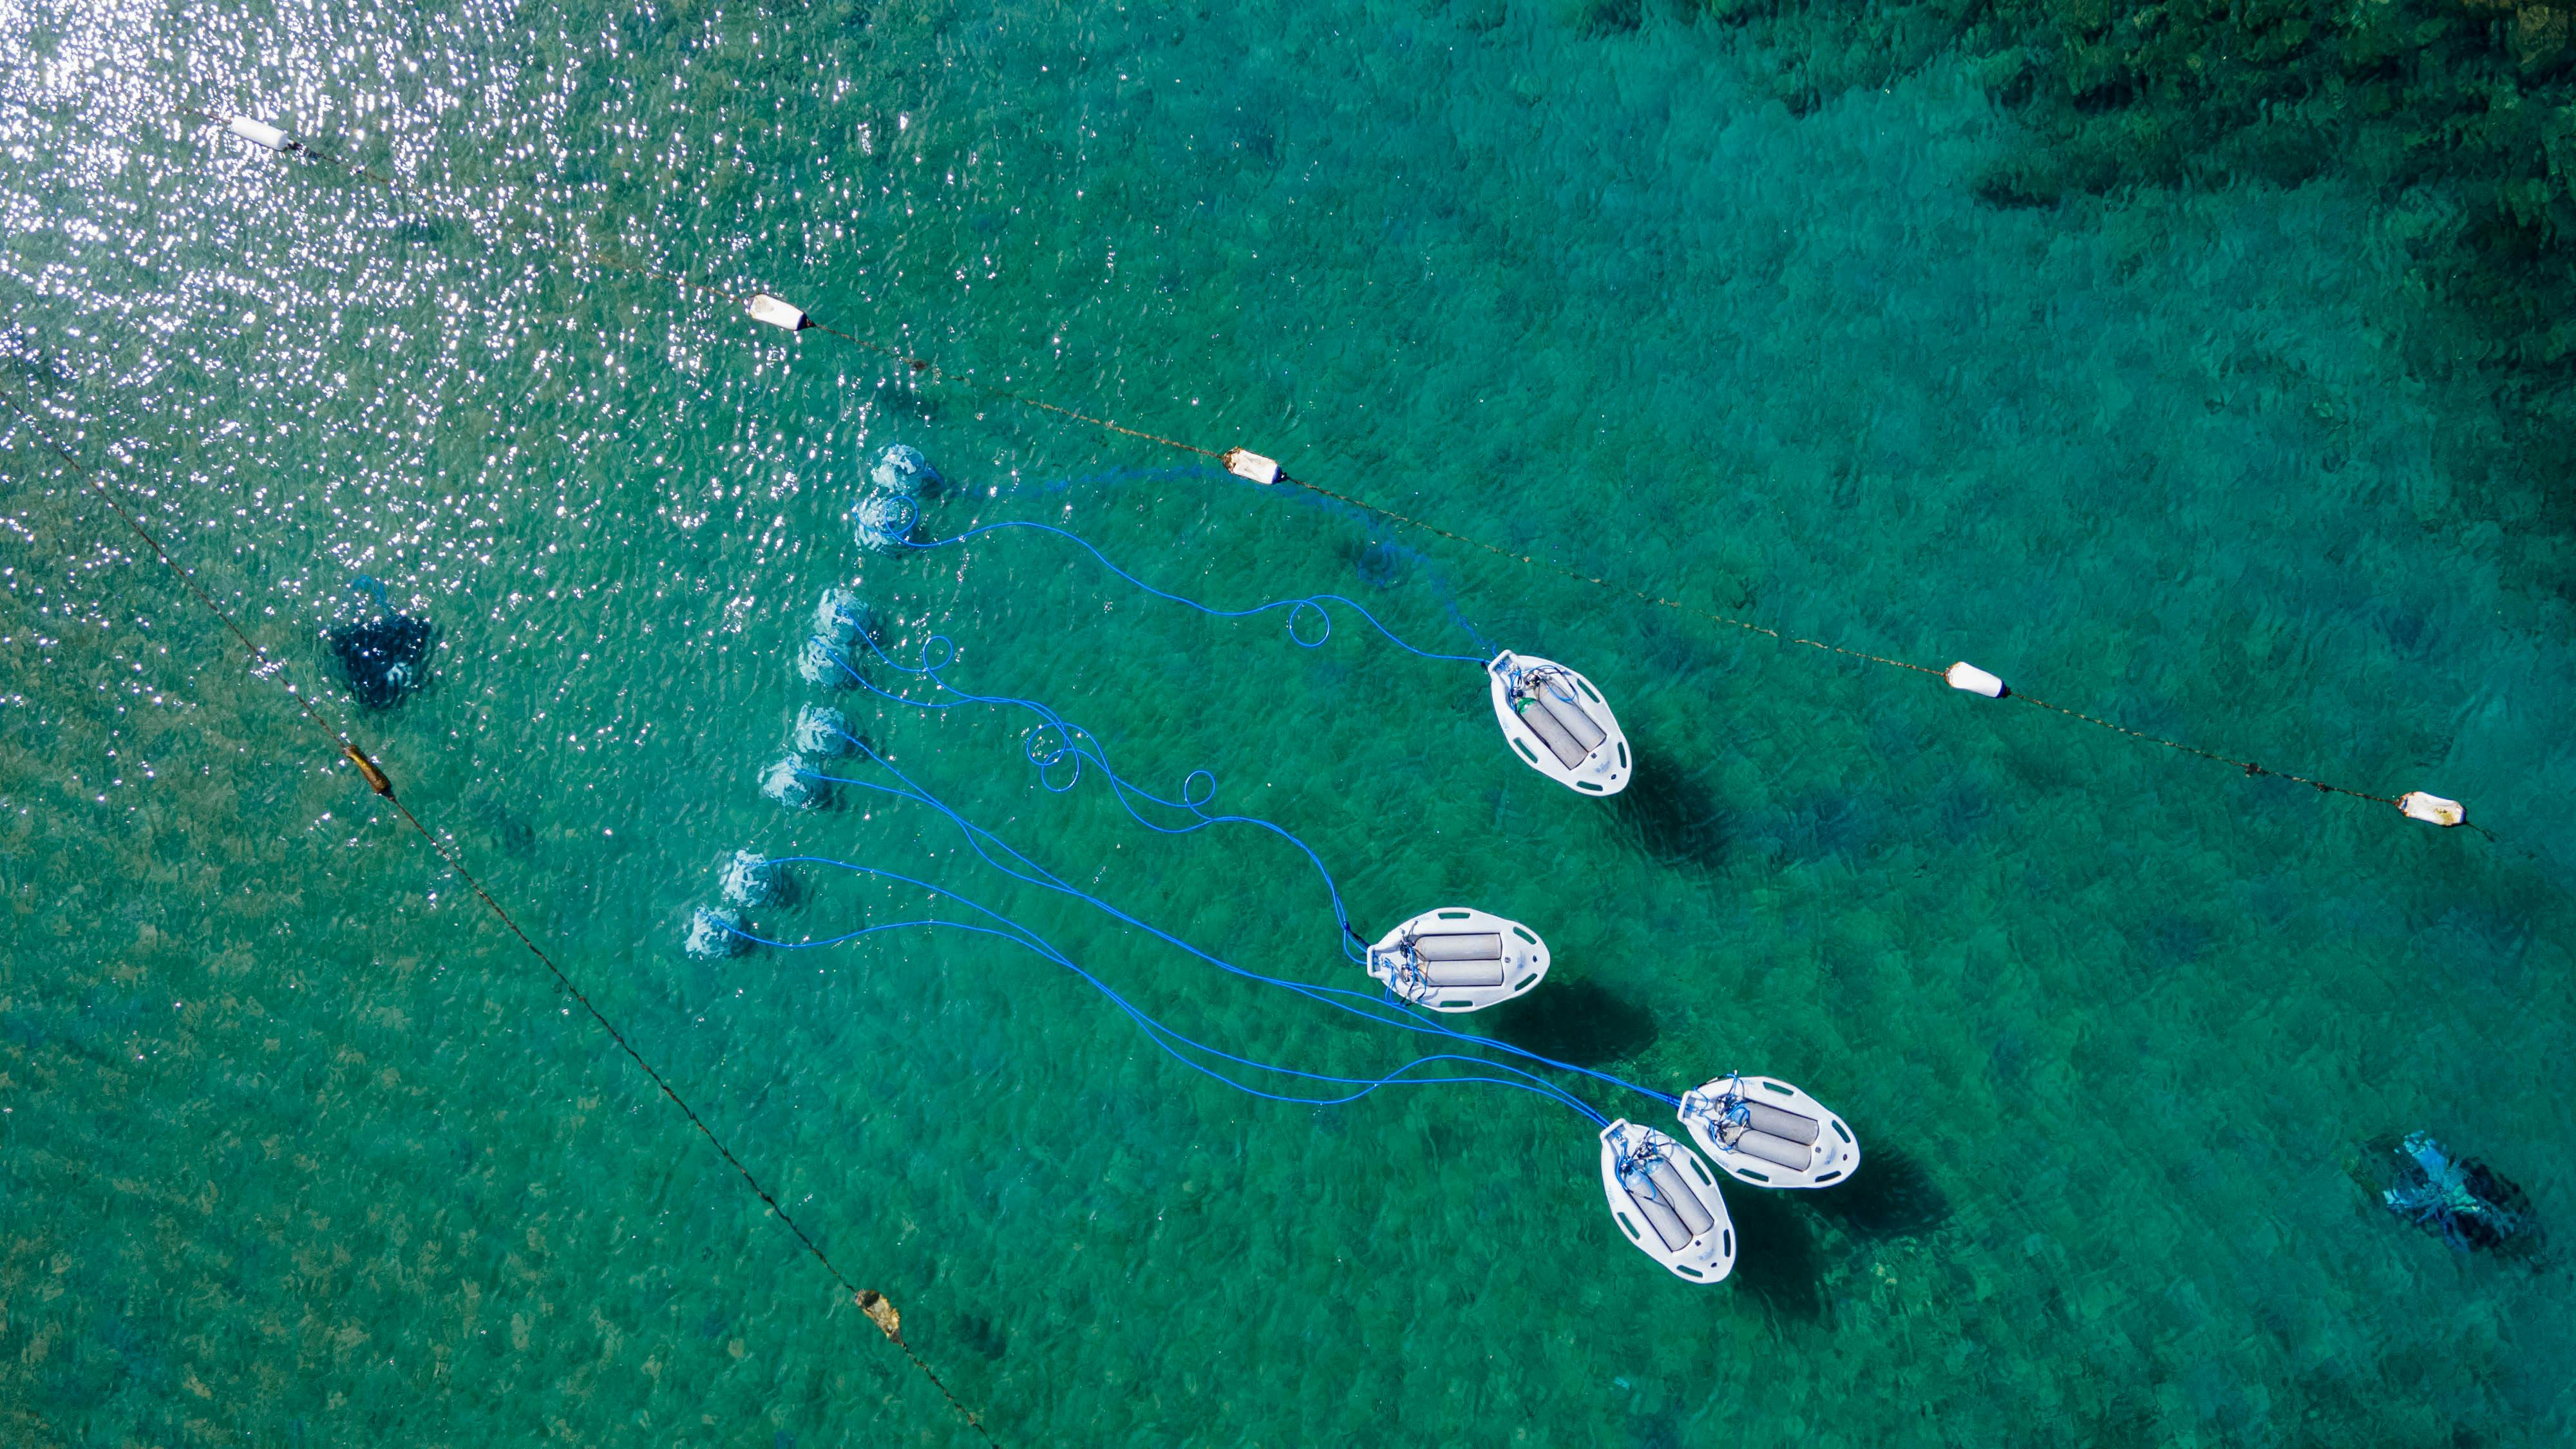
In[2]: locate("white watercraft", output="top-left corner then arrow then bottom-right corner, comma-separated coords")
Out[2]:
1599,1119 -> 1734,1282
1676,1074 -> 1860,1189
1365,906 -> 1549,1012
1488,651 -> 1631,796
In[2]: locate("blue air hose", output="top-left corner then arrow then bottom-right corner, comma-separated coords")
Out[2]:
724,864 -> 1606,1121
893,512 -> 1491,666
818,636 -> 1372,960
792,729 -> 1683,1112
946,462 -> 1495,657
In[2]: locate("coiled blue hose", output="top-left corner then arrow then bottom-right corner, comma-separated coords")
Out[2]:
888,505 -> 1492,665
819,634 -> 1370,958
741,480 -> 1673,1121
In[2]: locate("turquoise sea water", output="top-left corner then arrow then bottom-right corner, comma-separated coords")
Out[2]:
4,0 -> 2573,1444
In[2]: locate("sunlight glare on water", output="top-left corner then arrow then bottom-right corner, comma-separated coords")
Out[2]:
2,0 -> 2571,1444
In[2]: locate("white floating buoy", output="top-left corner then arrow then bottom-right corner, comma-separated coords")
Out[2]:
1486,651 -> 1632,795
226,115 -> 296,153
793,703 -> 851,756
719,850 -> 784,909
684,905 -> 747,959
2398,791 -> 2466,828
761,753 -> 826,809
1945,661 -> 2007,698
746,292 -> 809,332
1220,447 -> 1281,485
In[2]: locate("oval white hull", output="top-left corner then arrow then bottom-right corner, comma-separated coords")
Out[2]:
1599,1119 -> 1734,1282
1488,652 -> 1631,796
1677,1074 -> 1861,1189
1366,906 -> 1549,1012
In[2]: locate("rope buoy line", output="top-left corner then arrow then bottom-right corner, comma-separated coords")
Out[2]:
0,384 -> 1003,1448
162,106 -> 2467,829
1276,473 -> 2404,806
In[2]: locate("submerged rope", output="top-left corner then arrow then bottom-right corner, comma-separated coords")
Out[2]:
0,386 -> 1003,1447
2001,688 -> 2392,804
1268,476 -> 2399,806
163,104 -> 2427,820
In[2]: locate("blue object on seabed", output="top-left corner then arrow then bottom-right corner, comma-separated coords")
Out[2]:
2382,1132 -> 2535,1253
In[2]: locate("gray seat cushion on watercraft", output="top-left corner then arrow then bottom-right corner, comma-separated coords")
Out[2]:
1742,1100 -> 1820,1144
1515,696 -> 1591,768
1412,933 -> 1502,961
1734,1130 -> 1814,1173
1420,956 -> 1507,987
1623,1153 -> 1718,1252
1535,681 -> 1607,752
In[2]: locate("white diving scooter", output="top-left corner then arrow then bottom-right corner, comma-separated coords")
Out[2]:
1676,1074 -> 1861,1189
1599,1119 -> 1735,1282
1364,907 -> 1549,1012
1488,651 -> 1631,796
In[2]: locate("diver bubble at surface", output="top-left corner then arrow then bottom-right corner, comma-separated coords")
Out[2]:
850,491 -> 919,553
793,703 -> 852,755
684,905 -> 748,958
719,849 -> 788,908
761,753 -> 828,810
326,609 -> 437,710
797,635 -> 856,688
869,443 -> 940,497
812,585 -> 876,647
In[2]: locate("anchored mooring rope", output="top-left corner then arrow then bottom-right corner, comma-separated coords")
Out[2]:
1269,475 -> 2400,806
2002,690 -> 2391,804
0,384 -> 1001,1448
1277,472 -> 1949,680
158,106 -> 2438,822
